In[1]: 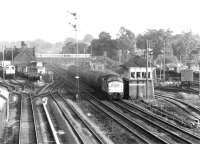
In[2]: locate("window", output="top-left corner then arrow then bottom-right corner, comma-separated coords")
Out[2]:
148,72 -> 151,78
142,72 -> 146,78
137,72 -> 140,78
131,72 -> 135,78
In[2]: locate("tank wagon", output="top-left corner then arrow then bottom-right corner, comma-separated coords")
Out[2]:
68,66 -> 124,100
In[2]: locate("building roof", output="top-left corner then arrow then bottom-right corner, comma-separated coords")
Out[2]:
14,48 -> 35,65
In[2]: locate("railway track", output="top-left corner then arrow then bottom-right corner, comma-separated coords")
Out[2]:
47,64 -> 200,143
80,93 -> 174,144
16,82 -> 56,144
48,64 -> 185,143
115,100 -> 200,143
19,94 -> 38,144
47,66 -> 150,143
157,85 -> 199,94
133,99 -> 196,128
155,91 -> 200,120
50,91 -> 106,144
32,96 -> 56,144
88,93 -> 200,144
48,65 -> 164,143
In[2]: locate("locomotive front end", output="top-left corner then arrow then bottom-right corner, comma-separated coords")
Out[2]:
107,76 -> 124,100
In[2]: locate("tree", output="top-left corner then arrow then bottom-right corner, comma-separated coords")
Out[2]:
116,27 -> 136,62
89,31 -> 119,60
0,47 -> 20,60
29,39 -> 53,53
171,32 -> 200,61
62,41 -> 88,54
136,29 -> 173,59
64,37 -> 76,44
82,34 -> 94,44
99,32 -> 111,40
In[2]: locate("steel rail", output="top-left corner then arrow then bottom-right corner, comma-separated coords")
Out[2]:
49,92 -> 85,144
117,100 -> 200,144
56,91 -> 108,144
18,94 -> 23,144
155,92 -> 200,118
30,94 -> 40,144
86,94 -> 169,144
42,99 -> 61,144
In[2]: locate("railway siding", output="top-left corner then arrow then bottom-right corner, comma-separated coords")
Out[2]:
155,91 -> 200,120
45,95 -> 82,144
117,100 -> 200,144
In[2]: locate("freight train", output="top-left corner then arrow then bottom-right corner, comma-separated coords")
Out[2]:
67,66 -> 124,100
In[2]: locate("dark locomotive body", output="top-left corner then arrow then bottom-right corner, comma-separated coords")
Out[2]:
67,66 -> 124,100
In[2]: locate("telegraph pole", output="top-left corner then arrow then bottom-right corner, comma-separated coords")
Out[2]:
163,40 -> 166,81
3,45 -> 5,80
146,40 -> 149,99
199,63 -> 200,96
12,44 -> 14,64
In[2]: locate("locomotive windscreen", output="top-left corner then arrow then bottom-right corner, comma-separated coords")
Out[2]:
107,75 -> 123,82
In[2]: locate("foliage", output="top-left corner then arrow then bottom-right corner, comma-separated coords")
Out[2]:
99,32 -> 111,40
29,39 -> 62,53
171,32 -> 200,61
82,34 -> 94,44
61,42 -> 88,54
0,47 -> 20,60
116,27 -> 136,62
89,31 -> 119,60
136,29 -> 173,59
61,28 -> 200,64
136,29 -> 200,62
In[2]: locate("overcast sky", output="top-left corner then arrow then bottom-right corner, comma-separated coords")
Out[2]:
0,0 -> 199,42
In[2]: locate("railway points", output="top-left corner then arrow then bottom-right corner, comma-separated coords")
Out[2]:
1,58 -> 200,144
2,5 -> 200,144
155,91 -> 200,125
